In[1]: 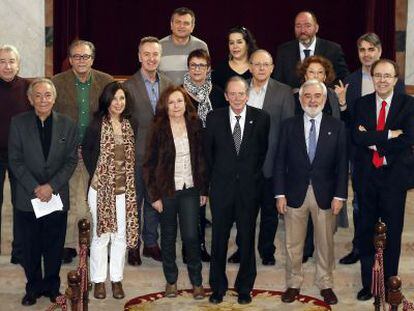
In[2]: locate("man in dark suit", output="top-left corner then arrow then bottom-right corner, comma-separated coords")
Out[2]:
206,76 -> 270,305
340,33 -> 406,265
275,79 -> 348,305
274,11 -> 349,89
352,59 -> 414,301
124,36 -> 171,264
8,78 -> 78,306
228,49 -> 294,266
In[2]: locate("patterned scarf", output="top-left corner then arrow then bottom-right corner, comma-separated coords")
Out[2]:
183,72 -> 213,127
95,117 -> 139,248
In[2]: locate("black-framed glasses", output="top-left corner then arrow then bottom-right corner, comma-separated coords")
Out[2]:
189,63 -> 208,70
71,54 -> 93,61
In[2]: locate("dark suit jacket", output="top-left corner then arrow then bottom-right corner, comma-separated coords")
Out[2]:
8,111 -> 78,212
252,78 -> 295,178
274,38 -> 349,89
123,70 -> 171,164
274,114 -> 348,209
352,93 -> 414,191
52,69 -> 114,123
205,106 -> 270,206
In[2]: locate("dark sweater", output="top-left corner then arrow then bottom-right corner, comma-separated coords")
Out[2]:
0,76 -> 31,156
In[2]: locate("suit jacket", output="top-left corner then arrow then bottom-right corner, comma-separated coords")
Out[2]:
352,93 -> 414,190
8,111 -> 78,212
345,69 -> 406,117
250,78 -> 295,178
205,106 -> 270,206
123,70 -> 171,164
274,38 -> 349,89
274,114 -> 348,209
51,69 -> 114,123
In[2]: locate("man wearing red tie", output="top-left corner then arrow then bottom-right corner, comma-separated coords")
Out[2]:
352,59 -> 414,301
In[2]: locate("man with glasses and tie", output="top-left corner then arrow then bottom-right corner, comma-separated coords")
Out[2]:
274,11 -> 349,90
124,36 -> 171,265
205,76 -> 269,305
352,59 -> 414,301
52,39 -> 113,263
275,79 -> 348,305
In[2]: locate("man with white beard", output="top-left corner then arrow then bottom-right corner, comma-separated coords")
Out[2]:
274,79 -> 348,305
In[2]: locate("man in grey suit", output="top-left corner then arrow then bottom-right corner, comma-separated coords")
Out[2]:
8,78 -> 78,306
228,49 -> 295,266
124,37 -> 171,264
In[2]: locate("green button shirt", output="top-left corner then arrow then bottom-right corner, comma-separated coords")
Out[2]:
75,75 -> 92,142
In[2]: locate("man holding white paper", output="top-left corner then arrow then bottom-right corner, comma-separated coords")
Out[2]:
8,78 -> 78,306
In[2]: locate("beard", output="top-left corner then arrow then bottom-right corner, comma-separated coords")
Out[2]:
302,104 -> 324,118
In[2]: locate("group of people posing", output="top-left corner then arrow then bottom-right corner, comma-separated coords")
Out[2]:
1,6 -> 413,308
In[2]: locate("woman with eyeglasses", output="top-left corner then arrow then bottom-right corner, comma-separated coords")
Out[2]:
212,26 -> 258,91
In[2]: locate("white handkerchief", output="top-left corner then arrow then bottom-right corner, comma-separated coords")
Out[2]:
31,194 -> 63,219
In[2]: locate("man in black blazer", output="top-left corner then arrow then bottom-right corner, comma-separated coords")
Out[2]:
352,59 -> 414,301
206,76 -> 270,305
274,11 -> 349,89
8,78 -> 78,306
340,33 -> 406,265
275,79 -> 347,305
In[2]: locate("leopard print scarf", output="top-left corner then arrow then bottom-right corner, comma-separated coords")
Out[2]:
95,117 -> 139,248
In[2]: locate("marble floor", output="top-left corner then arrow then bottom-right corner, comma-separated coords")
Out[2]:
1,175 -> 413,311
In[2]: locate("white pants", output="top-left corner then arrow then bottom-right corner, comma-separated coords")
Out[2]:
88,187 -> 126,283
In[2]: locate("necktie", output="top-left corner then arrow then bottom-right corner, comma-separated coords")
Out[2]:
308,119 -> 316,162
303,49 -> 311,58
233,116 -> 242,154
372,101 -> 387,168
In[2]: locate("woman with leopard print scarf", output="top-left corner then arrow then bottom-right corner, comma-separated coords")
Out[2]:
82,82 -> 139,300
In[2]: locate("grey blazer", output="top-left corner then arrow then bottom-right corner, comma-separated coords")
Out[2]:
259,78 -> 295,178
8,111 -> 78,212
123,70 -> 171,164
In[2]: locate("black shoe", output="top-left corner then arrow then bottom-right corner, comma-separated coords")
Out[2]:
10,255 -> 20,265
21,294 -> 37,306
339,250 -> 360,265
357,287 -> 373,301
302,255 -> 311,263
209,292 -> 223,304
182,246 -> 188,264
238,293 -> 252,304
200,244 -> 211,262
228,250 -> 240,264
62,247 -> 77,264
48,292 -> 62,303
205,218 -> 212,228
262,255 -> 276,266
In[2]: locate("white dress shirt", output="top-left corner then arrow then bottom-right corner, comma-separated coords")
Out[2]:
299,38 -> 317,61
303,112 -> 322,151
229,105 -> 247,141
247,80 -> 269,109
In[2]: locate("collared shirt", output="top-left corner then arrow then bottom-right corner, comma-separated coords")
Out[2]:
361,69 -> 375,96
303,112 -> 322,151
229,105 -> 247,141
36,112 -> 53,161
75,74 -> 92,142
141,69 -> 160,112
299,37 -> 317,61
247,80 -> 269,109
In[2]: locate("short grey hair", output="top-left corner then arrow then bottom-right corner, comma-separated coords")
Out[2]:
27,78 -> 57,99
68,39 -> 96,58
0,44 -> 21,64
357,32 -> 381,49
225,76 -> 249,93
299,79 -> 327,97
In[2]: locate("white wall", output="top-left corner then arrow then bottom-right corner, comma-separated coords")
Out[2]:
406,0 -> 414,84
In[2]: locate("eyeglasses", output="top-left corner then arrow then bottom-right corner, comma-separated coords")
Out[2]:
189,63 -> 208,70
251,62 -> 273,69
70,54 -> 93,61
372,73 -> 396,80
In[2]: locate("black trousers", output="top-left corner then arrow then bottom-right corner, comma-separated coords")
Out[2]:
16,209 -> 67,296
234,178 -> 277,258
357,167 -> 406,288
160,187 -> 202,286
0,154 -> 21,258
209,187 -> 258,295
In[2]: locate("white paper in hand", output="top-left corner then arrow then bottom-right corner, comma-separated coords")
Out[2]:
31,194 -> 63,219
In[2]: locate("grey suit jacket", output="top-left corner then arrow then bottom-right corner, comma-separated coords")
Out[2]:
123,70 -> 171,164
8,111 -> 78,212
258,78 -> 295,178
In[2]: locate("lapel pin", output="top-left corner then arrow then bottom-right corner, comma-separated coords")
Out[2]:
249,120 -> 253,124
60,137 -> 66,142
328,132 -> 332,135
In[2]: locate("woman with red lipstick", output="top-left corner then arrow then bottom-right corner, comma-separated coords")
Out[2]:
82,81 -> 139,300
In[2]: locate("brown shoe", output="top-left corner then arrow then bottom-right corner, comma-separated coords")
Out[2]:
128,246 -> 142,266
320,288 -> 338,305
143,245 -> 162,262
281,288 -> 300,303
193,285 -> 205,300
111,281 -> 125,299
165,283 -> 177,298
94,282 -> 106,299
